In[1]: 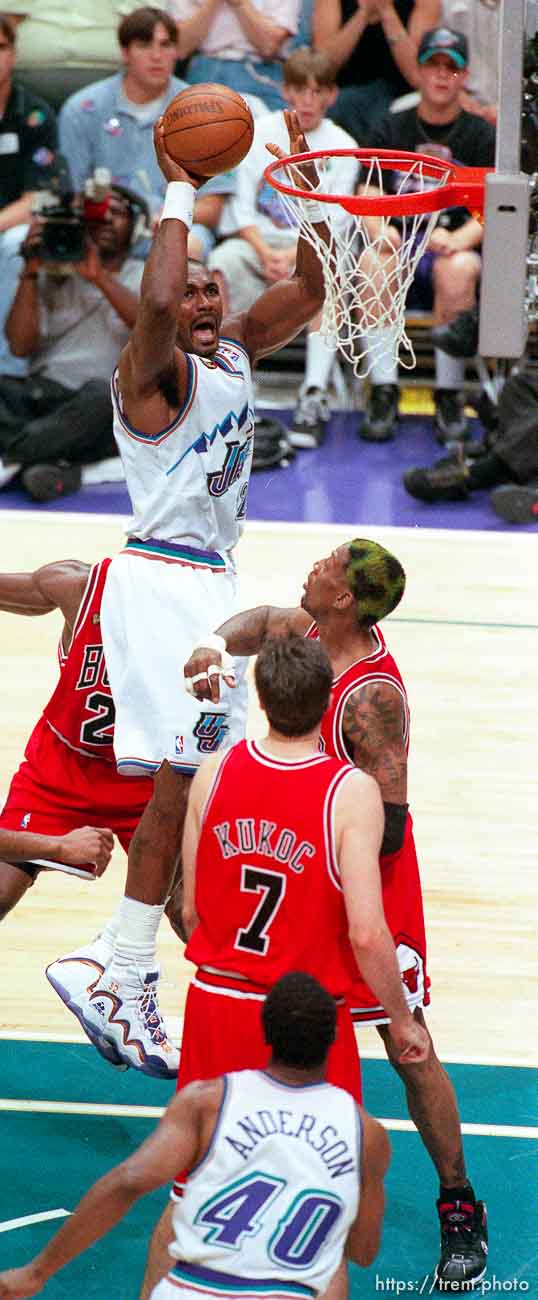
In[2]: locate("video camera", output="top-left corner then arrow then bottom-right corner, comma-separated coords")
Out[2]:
29,153 -> 114,267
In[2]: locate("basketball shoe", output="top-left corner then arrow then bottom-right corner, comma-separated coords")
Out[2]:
46,939 -> 127,1070
289,386 -> 330,449
435,1196 -> 488,1288
79,966 -> 180,1079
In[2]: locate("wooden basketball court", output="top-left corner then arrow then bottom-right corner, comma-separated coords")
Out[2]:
1,508 -> 537,1066
1,509 -> 537,1297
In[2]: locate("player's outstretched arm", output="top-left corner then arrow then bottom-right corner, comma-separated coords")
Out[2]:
345,1110 -> 391,1267
239,111 -> 327,362
119,121 -> 203,406
183,604 -> 309,701
0,1081 -> 220,1300
0,827 -> 114,875
0,561 -> 89,624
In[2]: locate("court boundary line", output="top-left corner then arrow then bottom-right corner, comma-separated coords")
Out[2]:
0,1030 -> 535,1069
0,1097 -> 536,1139
0,1209 -> 70,1234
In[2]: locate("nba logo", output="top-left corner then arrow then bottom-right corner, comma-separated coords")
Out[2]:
20,812 -> 31,829
175,735 -> 184,755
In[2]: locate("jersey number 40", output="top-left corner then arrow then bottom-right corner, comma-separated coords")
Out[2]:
195,1170 -> 343,1267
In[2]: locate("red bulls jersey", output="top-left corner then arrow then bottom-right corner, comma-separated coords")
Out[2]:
185,739 -> 359,997
43,558 -> 118,762
306,623 -> 410,762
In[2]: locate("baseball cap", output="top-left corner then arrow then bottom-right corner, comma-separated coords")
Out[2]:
417,27 -> 469,69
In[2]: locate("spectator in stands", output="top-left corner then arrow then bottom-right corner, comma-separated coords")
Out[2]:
312,0 -> 440,143
0,13 -> 56,378
5,0 -> 143,111
0,184 -> 147,500
357,25 -> 495,443
169,0 -> 300,111
404,366 -> 538,523
441,0 -> 499,124
58,6 -> 234,257
208,47 -> 359,449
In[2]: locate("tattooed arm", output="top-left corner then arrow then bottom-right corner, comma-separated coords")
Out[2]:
342,681 -> 408,805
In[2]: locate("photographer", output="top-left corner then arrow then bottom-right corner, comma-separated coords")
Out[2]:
0,12 -> 57,378
0,183 -> 147,501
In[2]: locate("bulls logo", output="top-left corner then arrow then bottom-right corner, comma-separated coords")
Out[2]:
395,940 -> 425,1002
194,712 -> 229,754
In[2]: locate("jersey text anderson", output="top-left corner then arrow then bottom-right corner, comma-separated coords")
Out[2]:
223,1104 -> 357,1179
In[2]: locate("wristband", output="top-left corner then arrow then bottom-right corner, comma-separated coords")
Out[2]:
301,199 -> 327,225
160,181 -> 195,229
184,634 -> 236,696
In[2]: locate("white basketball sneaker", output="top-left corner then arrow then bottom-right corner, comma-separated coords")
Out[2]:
46,939 -> 128,1070
83,966 -> 180,1079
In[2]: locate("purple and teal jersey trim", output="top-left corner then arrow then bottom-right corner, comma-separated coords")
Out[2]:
169,1261 -> 316,1299
122,538 -> 227,571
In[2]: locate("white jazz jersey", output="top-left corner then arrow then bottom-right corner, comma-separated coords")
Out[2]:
167,1070 -> 361,1300
111,337 -> 254,550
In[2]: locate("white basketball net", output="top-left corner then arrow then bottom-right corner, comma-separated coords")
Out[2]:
269,153 -> 451,376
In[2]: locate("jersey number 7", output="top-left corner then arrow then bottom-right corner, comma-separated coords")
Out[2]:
235,867 -> 287,955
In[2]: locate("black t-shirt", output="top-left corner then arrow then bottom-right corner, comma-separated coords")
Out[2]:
366,106 -> 496,228
0,81 -> 57,210
338,0 -> 414,94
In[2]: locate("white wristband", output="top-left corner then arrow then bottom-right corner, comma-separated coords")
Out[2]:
160,181 -> 195,229
301,199 -> 327,226
184,634 -> 236,696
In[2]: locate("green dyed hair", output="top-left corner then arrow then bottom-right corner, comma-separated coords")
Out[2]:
345,539 -> 406,627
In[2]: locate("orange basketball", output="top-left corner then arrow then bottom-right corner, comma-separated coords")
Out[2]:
161,83 -> 255,179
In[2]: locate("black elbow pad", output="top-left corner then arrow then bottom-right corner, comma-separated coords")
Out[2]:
381,802 -> 408,856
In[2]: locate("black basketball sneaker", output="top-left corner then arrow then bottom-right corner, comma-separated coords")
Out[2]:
435,1196 -> 488,1289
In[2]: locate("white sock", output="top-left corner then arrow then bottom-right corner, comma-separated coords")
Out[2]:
303,331 -> 335,393
367,327 -> 398,385
106,897 -> 165,981
97,904 -> 124,959
435,349 -> 465,391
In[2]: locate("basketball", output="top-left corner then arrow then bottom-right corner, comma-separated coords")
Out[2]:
161,83 -> 255,179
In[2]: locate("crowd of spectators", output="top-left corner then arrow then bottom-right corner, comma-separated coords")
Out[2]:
1,0 -> 530,519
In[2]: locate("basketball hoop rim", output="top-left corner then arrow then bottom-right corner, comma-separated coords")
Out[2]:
264,147 -> 490,217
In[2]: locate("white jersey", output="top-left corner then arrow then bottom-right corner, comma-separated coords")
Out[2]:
111,337 -> 254,553
170,1070 -> 361,1300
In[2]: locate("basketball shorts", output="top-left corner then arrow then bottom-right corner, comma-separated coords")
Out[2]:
0,720 -> 152,876
101,547 -> 248,777
348,814 -> 430,1025
171,969 -> 362,1197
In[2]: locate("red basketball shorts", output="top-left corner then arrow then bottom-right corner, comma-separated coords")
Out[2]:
0,721 -> 152,876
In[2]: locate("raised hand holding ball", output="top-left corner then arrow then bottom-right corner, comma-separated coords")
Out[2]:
161,83 -> 254,179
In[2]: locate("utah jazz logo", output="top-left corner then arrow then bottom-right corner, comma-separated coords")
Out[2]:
206,436 -> 252,498
194,712 -> 229,754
